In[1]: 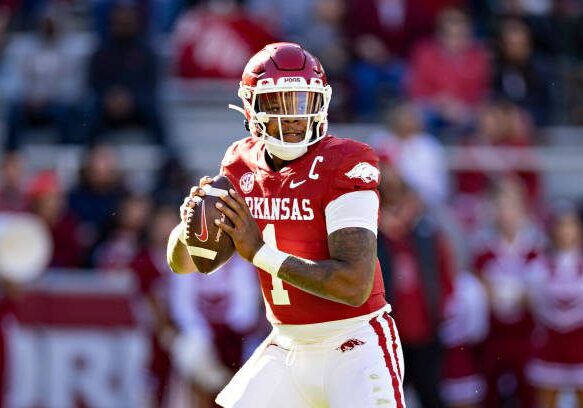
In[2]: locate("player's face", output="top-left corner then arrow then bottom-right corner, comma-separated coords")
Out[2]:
265,118 -> 308,143
553,213 -> 582,251
256,91 -> 322,143
494,191 -> 525,234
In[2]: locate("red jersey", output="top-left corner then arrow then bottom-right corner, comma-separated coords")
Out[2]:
220,135 -> 387,325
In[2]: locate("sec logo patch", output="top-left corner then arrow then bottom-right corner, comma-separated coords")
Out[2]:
239,172 -> 255,193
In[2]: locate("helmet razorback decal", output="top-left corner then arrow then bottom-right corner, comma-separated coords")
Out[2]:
345,163 -> 379,184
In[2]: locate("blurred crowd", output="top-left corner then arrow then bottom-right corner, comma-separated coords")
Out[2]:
0,0 -> 582,149
0,144 -> 267,407
0,0 -> 583,407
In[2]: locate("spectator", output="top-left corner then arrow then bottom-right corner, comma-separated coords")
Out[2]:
490,0 -> 558,56
471,177 -> 545,408
408,8 -> 491,138
348,35 -> 406,121
454,101 -> 541,210
300,0 -> 352,120
526,201 -> 583,407
370,102 -> 449,208
130,205 -> 181,407
152,155 -> 194,207
89,0 -> 181,39
247,0 -> 311,41
26,170 -> 83,268
346,0 -> 464,58
168,254 -> 260,406
68,145 -> 127,262
86,3 -> 166,146
4,7 -> 82,151
377,160 -> 454,408
344,0 -> 463,119
299,0 -> 348,69
0,151 -> 27,211
440,271 -> 488,408
172,0 -> 276,79
89,0 -> 152,40
91,194 -> 152,269
493,18 -> 553,125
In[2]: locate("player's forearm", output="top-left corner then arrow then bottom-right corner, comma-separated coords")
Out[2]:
253,227 -> 377,306
167,223 -> 198,274
278,257 -> 375,307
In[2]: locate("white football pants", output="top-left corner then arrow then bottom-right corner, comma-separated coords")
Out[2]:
216,306 -> 406,408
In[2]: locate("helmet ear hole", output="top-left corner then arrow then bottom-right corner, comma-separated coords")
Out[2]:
244,120 -> 250,131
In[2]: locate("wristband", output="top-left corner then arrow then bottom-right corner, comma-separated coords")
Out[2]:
252,244 -> 289,277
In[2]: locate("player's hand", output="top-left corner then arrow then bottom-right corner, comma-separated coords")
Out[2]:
180,176 -> 214,223
215,188 -> 263,262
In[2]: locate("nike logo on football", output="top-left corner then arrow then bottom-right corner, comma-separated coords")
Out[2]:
289,180 -> 306,189
195,201 -> 209,242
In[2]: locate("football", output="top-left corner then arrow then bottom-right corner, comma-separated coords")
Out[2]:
184,175 -> 236,273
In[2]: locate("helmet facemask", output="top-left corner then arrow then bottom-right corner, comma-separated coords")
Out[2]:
233,77 -> 332,161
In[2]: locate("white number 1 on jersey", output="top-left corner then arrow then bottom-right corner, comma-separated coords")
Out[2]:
262,224 -> 291,305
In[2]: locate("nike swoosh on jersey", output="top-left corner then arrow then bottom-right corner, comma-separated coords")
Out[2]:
289,180 -> 306,189
195,201 -> 209,242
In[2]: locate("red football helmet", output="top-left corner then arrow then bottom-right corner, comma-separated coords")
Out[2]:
229,42 -> 332,161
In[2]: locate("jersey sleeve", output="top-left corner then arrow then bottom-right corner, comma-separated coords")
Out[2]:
323,142 -> 380,205
325,190 -> 379,235
219,140 -> 240,176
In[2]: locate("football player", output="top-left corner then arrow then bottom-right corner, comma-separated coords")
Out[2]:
167,42 -> 405,408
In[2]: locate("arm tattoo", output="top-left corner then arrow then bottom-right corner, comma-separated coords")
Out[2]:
328,227 -> 377,266
277,228 -> 377,304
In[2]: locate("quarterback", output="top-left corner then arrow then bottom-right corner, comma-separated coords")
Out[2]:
167,43 -> 405,407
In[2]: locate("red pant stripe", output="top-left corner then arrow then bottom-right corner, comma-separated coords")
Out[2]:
383,312 -> 403,381
369,316 -> 404,408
